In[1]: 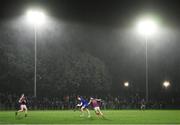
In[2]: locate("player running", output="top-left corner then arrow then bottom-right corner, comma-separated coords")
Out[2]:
76,96 -> 91,118
140,98 -> 146,110
15,94 -> 28,117
88,97 -> 104,117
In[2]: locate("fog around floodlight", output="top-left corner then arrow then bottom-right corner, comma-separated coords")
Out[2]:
26,10 -> 45,26
137,18 -> 157,36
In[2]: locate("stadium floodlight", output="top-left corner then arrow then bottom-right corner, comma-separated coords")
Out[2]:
163,81 -> 170,88
137,18 -> 157,36
124,82 -> 129,87
136,18 -> 158,102
26,10 -> 45,26
26,9 -> 46,97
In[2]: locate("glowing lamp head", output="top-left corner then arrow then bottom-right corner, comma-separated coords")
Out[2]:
124,82 -> 129,87
163,81 -> 170,88
26,10 -> 45,26
137,18 -> 157,36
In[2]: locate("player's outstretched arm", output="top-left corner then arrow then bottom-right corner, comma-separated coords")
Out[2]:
76,102 -> 82,107
96,99 -> 102,101
88,100 -> 92,105
18,98 -> 22,103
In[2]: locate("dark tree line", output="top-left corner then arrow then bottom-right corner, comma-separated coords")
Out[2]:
0,21 -> 112,96
2,17 -> 180,100
36,42 -> 111,96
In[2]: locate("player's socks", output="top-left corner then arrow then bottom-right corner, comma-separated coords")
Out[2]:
96,112 -> 100,115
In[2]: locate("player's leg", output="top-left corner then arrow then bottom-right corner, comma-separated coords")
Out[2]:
80,106 -> 85,117
143,104 -> 146,110
15,105 -> 24,116
94,107 -> 100,116
141,104 -> 145,110
18,105 -> 24,112
24,105 -> 28,117
95,107 -> 104,118
97,107 -> 103,116
85,108 -> 91,118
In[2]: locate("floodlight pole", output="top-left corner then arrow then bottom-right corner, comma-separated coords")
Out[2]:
26,10 -> 46,97
145,34 -> 149,102
34,24 -> 37,97
137,18 -> 157,102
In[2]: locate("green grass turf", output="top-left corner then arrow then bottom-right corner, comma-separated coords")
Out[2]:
0,110 -> 180,124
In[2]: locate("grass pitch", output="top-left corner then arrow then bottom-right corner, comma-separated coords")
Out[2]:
0,110 -> 180,124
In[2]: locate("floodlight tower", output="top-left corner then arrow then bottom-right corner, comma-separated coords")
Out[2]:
26,9 -> 45,97
137,18 -> 157,102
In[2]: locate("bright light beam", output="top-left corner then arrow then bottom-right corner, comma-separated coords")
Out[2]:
137,18 -> 157,36
26,10 -> 45,26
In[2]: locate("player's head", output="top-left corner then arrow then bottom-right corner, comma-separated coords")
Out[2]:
21,93 -> 24,97
77,96 -> 81,100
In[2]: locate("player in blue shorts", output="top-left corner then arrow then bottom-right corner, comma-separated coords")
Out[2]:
76,96 -> 91,118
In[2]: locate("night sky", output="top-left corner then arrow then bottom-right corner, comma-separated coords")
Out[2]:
1,0 -> 180,26
0,0 -> 180,97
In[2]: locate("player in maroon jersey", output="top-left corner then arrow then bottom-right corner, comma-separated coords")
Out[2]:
88,97 -> 104,117
15,94 -> 28,117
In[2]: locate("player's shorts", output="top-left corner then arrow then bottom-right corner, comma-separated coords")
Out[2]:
20,104 -> 27,110
81,104 -> 88,109
94,106 -> 100,111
